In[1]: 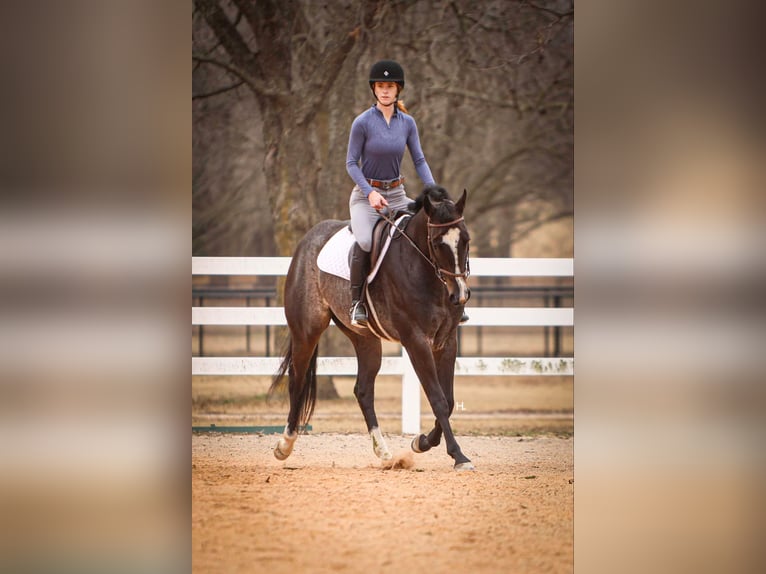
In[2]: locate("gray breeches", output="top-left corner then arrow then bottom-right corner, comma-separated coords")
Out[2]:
349,184 -> 412,252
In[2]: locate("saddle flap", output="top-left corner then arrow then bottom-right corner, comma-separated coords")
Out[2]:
370,211 -> 411,269
367,213 -> 411,284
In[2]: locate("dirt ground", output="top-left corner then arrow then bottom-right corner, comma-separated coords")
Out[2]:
192,432 -> 573,573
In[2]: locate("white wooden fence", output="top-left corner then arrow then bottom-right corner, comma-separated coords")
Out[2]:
192,257 -> 574,434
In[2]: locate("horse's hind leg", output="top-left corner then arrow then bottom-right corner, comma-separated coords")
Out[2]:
273,336 -> 319,460
273,318 -> 330,461
412,420 -> 443,454
343,330 -> 390,460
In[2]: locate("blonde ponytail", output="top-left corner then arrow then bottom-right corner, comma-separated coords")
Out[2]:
396,100 -> 409,114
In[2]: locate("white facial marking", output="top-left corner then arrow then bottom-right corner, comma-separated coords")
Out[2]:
441,228 -> 468,302
441,228 -> 461,273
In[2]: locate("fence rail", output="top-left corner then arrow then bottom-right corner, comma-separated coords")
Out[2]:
192,356 -> 574,377
192,256 -> 574,433
192,306 -> 573,327
192,256 -> 573,277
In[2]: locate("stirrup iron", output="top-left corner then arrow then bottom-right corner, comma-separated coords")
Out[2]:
350,300 -> 368,327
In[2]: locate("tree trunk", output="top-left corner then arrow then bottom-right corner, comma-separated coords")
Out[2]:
261,109 -> 322,256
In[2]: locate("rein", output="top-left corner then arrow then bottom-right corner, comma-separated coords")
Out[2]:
378,210 -> 470,285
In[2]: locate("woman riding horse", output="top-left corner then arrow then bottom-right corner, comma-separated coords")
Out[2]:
346,60 -> 467,325
270,184 -> 474,470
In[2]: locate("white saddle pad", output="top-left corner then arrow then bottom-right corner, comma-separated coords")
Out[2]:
317,226 -> 356,281
316,215 -> 410,282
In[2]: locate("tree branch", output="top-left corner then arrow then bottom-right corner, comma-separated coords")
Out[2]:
229,0 -> 294,92
510,209 -> 574,242
193,79 -> 245,100
524,2 -> 574,20
294,0 -> 381,125
470,145 -> 556,198
441,86 -> 570,114
195,0 -> 254,71
308,26 -> 362,106
192,53 -> 287,98
230,0 -> 260,37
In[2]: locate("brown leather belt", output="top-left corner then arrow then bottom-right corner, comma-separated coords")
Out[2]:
366,176 -> 405,190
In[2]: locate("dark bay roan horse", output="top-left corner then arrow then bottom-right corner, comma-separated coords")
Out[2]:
269,185 -> 474,470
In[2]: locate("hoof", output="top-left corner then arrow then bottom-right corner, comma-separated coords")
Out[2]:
273,443 -> 291,461
273,427 -> 297,460
378,450 -> 393,461
371,428 -> 392,460
411,434 -> 430,453
454,461 -> 475,471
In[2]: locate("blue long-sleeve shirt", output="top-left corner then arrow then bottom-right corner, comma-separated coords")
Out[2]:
346,105 -> 435,197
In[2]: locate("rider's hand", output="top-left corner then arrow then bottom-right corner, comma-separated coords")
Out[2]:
368,190 -> 389,211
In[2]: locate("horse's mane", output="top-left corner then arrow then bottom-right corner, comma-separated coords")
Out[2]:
408,185 -> 455,221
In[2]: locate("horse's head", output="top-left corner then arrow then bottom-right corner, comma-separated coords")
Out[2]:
410,185 -> 471,306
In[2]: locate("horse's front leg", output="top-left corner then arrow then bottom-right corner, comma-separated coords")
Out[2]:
411,339 -> 457,454
349,334 -> 391,461
402,336 -> 473,470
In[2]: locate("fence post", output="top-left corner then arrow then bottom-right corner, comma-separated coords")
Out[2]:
401,346 -> 421,435
199,296 -> 204,357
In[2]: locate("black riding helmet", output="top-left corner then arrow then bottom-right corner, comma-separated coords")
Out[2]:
369,60 -> 405,92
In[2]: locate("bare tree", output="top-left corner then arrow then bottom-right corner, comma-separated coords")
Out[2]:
194,0 -> 385,256
193,0 -> 573,259
397,0 -> 574,256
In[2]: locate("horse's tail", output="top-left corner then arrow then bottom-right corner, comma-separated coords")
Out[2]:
269,339 -> 292,397
269,340 -> 319,427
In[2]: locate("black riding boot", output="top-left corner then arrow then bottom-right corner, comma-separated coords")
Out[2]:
349,243 -> 370,327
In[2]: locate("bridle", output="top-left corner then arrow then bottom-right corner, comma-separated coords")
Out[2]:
426,217 -> 471,285
379,210 -> 470,287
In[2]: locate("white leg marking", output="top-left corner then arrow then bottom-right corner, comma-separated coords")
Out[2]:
370,427 -> 392,460
274,424 -> 298,460
441,228 -> 469,303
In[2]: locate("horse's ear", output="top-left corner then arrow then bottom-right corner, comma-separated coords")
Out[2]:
423,193 -> 437,216
455,189 -> 467,215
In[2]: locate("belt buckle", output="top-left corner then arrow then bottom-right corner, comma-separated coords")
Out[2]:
382,181 -> 391,190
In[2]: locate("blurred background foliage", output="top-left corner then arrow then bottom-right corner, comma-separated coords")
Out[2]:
193,0 -> 573,258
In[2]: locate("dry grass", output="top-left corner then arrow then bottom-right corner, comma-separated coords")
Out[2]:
192,373 -> 573,436
192,320 -> 574,436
